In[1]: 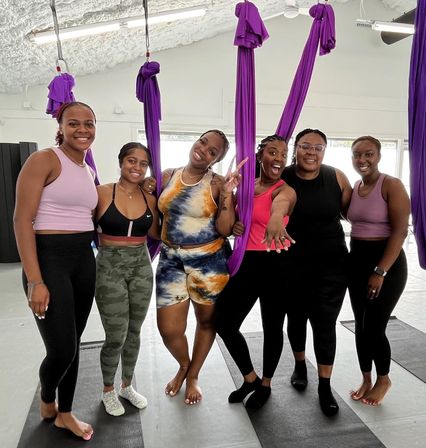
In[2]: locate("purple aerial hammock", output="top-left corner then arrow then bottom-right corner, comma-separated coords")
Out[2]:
228,0 -> 336,275
408,2 -> 426,269
227,0 -> 269,276
45,0 -> 100,184
136,0 -> 162,259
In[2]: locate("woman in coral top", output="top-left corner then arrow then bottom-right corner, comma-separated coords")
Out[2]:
216,135 -> 296,409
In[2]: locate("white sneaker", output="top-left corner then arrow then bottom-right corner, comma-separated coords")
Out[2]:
102,390 -> 125,416
119,385 -> 148,409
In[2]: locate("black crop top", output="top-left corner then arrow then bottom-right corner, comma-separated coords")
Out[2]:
96,184 -> 153,237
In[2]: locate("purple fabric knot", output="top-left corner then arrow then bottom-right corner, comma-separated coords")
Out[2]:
46,73 -> 76,117
136,61 -> 161,110
141,61 -> 160,79
310,3 -> 336,55
234,1 -> 269,49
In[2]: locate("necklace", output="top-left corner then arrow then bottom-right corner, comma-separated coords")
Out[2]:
60,146 -> 86,167
183,166 -> 208,181
118,181 -> 139,199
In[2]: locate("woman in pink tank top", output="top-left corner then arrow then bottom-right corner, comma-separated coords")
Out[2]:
347,136 -> 410,406
14,102 -> 97,440
216,135 -> 296,409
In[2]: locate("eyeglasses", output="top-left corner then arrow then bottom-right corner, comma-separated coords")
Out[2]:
297,143 -> 326,152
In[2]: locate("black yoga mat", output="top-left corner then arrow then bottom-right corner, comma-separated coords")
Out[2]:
217,332 -> 384,448
341,316 -> 426,383
18,341 -> 144,447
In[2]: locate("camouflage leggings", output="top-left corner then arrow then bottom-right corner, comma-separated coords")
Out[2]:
95,244 -> 153,386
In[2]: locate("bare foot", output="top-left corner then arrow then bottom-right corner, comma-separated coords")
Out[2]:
185,378 -> 202,405
54,412 -> 94,441
165,366 -> 188,397
40,400 -> 58,419
362,376 -> 392,406
350,379 -> 372,401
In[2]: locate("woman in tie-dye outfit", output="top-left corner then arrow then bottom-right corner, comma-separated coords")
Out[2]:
155,130 -> 241,405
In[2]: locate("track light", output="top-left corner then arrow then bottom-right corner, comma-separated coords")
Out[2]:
371,21 -> 414,34
356,19 -> 414,35
29,6 -> 207,45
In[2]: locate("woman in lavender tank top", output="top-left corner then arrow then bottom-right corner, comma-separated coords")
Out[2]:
14,102 -> 97,440
347,136 -> 410,406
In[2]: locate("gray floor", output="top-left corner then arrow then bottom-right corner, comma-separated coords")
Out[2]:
1,237 -> 425,448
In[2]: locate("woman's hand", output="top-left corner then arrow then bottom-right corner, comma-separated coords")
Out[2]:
262,216 -> 295,253
232,221 -> 245,236
141,176 -> 156,195
367,274 -> 384,300
221,157 -> 248,194
28,283 -> 50,319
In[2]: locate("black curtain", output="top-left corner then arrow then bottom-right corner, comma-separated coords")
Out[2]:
0,142 -> 37,262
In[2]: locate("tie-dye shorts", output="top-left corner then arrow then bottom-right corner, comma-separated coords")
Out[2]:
156,239 -> 230,308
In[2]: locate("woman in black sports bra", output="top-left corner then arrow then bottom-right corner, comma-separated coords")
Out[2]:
94,142 -> 160,417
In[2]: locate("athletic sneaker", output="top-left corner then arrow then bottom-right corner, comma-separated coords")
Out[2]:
102,390 -> 125,416
119,385 -> 148,409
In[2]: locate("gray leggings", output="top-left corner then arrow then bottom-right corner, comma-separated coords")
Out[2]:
95,244 -> 153,386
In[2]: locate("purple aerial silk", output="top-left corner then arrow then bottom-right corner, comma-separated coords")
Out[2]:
136,60 -> 162,258
408,3 -> 426,269
85,148 -> 100,186
227,1 -> 269,276
46,72 -> 76,118
276,3 -> 336,139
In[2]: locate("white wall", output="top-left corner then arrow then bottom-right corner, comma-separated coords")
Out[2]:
0,0 -> 412,182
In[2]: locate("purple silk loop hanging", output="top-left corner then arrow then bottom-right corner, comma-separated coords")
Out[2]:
276,2 -> 336,140
227,1 -> 269,276
84,148 -> 100,186
136,60 -> 162,259
408,2 -> 426,268
46,71 -> 76,118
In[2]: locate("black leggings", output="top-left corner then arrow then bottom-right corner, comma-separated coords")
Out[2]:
216,251 -> 287,379
23,232 -> 95,413
286,244 -> 348,366
348,239 -> 407,376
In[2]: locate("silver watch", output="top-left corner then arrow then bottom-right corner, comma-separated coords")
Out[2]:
374,266 -> 387,277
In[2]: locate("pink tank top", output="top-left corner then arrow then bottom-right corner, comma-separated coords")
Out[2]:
247,180 -> 290,251
347,173 -> 392,238
33,147 -> 98,231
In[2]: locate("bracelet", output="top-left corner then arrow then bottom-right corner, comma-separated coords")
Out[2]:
27,280 -> 44,288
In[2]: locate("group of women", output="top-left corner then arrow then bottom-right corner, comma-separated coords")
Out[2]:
13,101 -> 410,440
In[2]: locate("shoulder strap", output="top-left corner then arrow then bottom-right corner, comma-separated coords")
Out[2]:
112,183 -> 117,200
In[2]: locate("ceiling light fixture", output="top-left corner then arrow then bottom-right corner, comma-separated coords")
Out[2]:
371,21 -> 414,34
30,5 -> 207,45
356,19 -> 414,35
283,0 -> 299,19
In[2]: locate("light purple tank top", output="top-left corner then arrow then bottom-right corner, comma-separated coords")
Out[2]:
33,147 -> 98,231
347,173 -> 392,238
